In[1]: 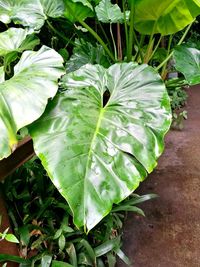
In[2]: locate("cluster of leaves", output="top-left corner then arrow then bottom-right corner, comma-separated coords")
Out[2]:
166,78 -> 188,130
0,0 -> 199,242
1,159 -> 156,266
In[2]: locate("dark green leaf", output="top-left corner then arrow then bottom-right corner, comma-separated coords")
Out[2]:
66,39 -> 110,73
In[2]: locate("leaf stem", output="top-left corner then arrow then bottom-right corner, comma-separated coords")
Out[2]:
110,23 -> 117,61
79,20 -> 115,62
156,22 -> 193,71
127,1 -> 135,62
46,20 -> 74,45
122,0 -> 129,57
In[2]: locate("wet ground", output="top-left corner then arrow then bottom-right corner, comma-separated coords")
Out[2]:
118,85 -> 200,267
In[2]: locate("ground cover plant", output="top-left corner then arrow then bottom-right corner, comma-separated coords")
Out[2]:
1,158 -> 157,266
0,0 -> 200,265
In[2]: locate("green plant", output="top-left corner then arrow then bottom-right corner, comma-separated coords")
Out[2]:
0,216 -> 19,244
0,159 -> 157,266
0,0 -> 199,232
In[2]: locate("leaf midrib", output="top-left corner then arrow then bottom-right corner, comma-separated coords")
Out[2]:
83,107 -> 105,227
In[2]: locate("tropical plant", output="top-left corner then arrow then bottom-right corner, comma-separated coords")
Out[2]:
0,0 -> 199,233
0,158 -> 157,266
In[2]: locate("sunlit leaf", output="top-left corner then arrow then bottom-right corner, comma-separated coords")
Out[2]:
133,0 -> 200,35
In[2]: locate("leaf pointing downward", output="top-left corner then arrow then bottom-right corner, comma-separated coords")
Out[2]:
29,63 -> 171,231
0,46 -> 64,160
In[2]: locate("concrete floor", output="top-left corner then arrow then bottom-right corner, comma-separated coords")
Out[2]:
118,85 -> 200,267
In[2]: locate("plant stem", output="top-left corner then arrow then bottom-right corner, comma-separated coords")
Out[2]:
122,0 -> 129,56
110,23 -> 117,61
156,22 -> 193,71
148,34 -> 162,62
117,23 -> 123,61
46,20 -> 74,45
79,20 -> 115,62
127,1 -> 135,62
144,22 -> 156,63
161,34 -> 173,78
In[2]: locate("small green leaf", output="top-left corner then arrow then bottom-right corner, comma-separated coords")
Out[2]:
5,234 -> 19,243
59,234 -> 66,251
94,238 -> 120,257
114,249 -> 131,265
54,229 -> 63,239
41,255 -> 52,267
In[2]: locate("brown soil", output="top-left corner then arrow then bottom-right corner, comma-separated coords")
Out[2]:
118,85 -> 200,267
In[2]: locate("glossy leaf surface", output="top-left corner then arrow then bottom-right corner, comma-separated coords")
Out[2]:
95,0 -> 124,23
174,45 -> 200,85
134,0 -> 200,35
29,63 -> 171,230
0,46 -> 64,159
0,0 -> 65,30
0,28 -> 39,62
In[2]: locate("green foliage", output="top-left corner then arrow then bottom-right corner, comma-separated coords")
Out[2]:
0,46 -> 64,160
29,62 -> 171,230
0,0 -> 199,252
174,45 -> 200,85
1,159 -> 157,266
95,0 -> 124,23
133,0 -> 200,35
66,39 -> 110,73
0,216 -> 19,244
166,78 -> 188,110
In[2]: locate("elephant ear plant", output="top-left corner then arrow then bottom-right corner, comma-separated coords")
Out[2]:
0,0 -> 199,234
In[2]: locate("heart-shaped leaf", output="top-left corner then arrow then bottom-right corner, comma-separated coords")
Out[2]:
29,63 -> 171,231
0,45 -> 64,160
133,0 -> 200,35
174,45 -> 200,85
0,0 -> 65,30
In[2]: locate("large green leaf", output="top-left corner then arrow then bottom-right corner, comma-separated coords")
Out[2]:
29,63 -> 171,231
133,0 -> 200,35
63,0 -> 93,23
0,28 -> 39,56
95,0 -> 124,23
0,0 -> 65,30
0,46 -> 64,160
174,45 -> 200,85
